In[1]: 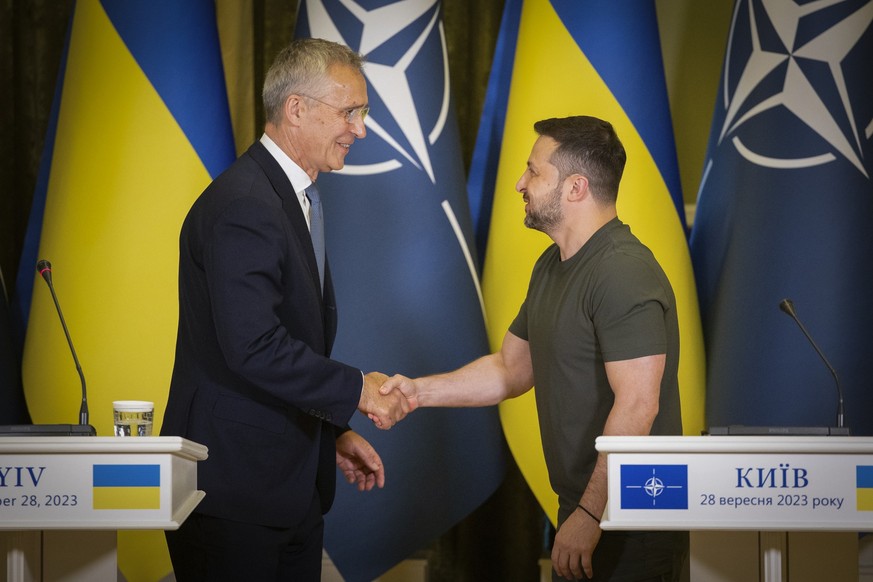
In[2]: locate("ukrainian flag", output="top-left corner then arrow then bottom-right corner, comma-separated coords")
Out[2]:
17,1 -> 235,579
857,466 -> 873,511
479,0 -> 706,524
93,464 -> 161,510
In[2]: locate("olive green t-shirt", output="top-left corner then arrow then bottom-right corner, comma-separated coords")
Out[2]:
509,218 -> 682,520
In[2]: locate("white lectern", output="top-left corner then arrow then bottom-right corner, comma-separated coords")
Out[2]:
596,436 -> 873,582
0,436 -> 207,582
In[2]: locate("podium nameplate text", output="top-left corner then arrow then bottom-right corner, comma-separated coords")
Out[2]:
0,436 -> 207,581
596,436 -> 872,581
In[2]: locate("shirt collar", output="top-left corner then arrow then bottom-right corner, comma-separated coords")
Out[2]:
259,134 -> 312,196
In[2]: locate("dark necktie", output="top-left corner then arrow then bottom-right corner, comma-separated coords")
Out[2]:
305,183 -> 325,291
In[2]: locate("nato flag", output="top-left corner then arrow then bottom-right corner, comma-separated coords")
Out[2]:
620,465 -> 689,510
690,0 -> 873,434
295,1 -> 507,580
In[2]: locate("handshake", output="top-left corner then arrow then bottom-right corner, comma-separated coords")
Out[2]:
358,372 -> 417,429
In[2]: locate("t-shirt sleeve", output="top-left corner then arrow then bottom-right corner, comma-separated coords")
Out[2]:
592,253 -> 670,362
509,298 -> 529,341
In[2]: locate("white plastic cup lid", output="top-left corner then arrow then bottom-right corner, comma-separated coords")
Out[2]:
113,400 -> 154,411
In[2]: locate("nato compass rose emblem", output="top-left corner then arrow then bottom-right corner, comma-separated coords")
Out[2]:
713,0 -> 873,178
302,0 -> 450,185
620,465 -> 688,510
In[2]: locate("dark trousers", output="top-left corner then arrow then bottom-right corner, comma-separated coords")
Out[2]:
166,492 -> 324,581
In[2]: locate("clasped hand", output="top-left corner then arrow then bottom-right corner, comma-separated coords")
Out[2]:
358,372 -> 410,429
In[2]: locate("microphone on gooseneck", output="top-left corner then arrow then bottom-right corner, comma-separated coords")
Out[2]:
37,259 -> 90,426
778,298 -> 845,431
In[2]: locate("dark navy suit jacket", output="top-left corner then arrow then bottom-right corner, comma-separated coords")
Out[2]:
162,141 -> 362,528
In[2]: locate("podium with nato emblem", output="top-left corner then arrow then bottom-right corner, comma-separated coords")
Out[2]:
596,436 -> 873,582
0,436 -> 206,582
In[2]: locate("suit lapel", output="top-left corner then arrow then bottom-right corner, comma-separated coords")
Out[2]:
246,142 -> 322,294
246,142 -> 340,355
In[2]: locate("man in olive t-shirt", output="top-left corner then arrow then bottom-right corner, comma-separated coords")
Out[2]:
510,216 -> 684,581
381,116 -> 686,581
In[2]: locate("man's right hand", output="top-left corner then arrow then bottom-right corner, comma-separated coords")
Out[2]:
359,371 -> 410,429
379,374 -> 421,412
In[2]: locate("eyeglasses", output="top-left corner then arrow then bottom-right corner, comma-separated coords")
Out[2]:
301,94 -> 369,123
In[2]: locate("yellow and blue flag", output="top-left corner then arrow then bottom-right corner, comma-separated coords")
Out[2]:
295,1 -> 507,579
689,0 -> 873,434
15,0 -> 235,579
476,0 -> 706,524
92,464 -> 161,510
857,466 -> 873,511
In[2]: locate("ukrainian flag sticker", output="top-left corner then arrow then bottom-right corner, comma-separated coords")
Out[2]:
856,466 -> 873,511
93,464 -> 161,510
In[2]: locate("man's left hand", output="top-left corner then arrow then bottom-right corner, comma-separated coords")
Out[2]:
551,507 -> 602,580
335,430 -> 385,491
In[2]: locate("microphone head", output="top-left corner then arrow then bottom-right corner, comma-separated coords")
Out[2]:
778,298 -> 795,316
36,259 -> 53,282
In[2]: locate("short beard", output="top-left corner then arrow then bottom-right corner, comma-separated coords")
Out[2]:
524,185 -> 563,233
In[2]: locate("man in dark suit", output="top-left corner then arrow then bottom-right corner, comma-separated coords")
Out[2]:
161,38 -> 408,581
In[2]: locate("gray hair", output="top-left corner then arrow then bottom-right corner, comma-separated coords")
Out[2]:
262,38 -> 365,125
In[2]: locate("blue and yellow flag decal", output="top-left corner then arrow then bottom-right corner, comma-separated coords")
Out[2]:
93,464 -> 161,510
857,466 -> 873,511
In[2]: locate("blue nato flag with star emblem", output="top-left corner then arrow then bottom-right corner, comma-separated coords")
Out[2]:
690,0 -> 873,434
294,1 -> 507,580
620,465 -> 688,510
